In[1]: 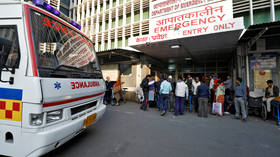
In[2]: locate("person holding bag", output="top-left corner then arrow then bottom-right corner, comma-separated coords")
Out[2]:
215,80 -> 225,116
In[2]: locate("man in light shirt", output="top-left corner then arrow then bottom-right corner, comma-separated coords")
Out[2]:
160,76 -> 172,116
192,77 -> 201,112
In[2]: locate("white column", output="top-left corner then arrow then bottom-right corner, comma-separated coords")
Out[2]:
108,0 -> 113,49
249,0 -> 253,25
122,4 -> 126,47
81,4 -> 85,31
85,2 -> 90,34
91,0 -> 95,16
97,0 -> 101,13
73,8 -> 77,21
139,0 -> 143,35
131,1 -> 134,37
140,0 -> 143,22
270,0 -> 275,22
56,0 -> 60,10
103,0 -> 106,12
77,5 -> 81,21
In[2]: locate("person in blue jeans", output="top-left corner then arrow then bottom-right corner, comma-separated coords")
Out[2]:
234,77 -> 247,121
175,76 -> 189,116
155,78 -> 162,110
160,77 -> 172,116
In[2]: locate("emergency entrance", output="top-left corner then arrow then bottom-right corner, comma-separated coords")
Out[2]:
129,0 -> 245,78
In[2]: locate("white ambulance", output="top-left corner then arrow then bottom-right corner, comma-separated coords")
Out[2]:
0,0 -> 106,156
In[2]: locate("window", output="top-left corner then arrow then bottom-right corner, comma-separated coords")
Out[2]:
0,26 -> 20,68
126,13 -> 131,24
119,0 -> 123,5
143,8 -> 149,20
134,10 -> 140,22
29,10 -> 101,78
106,1 -> 110,9
60,6 -> 69,16
125,36 -> 129,46
61,0 -> 70,6
105,20 -> 109,30
112,18 -> 116,28
111,40 -> 115,49
117,38 -> 122,47
266,37 -> 280,50
119,16 -> 123,27
113,0 -> 117,7
120,64 -> 132,75
105,41 -> 108,50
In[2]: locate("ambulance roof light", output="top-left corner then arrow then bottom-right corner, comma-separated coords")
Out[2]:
32,0 -> 81,30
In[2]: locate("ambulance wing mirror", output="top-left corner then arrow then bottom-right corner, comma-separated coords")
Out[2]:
0,45 -> 15,85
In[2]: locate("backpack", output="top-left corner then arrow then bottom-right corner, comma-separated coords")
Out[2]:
140,78 -> 148,90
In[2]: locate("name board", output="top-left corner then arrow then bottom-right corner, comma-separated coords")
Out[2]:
151,0 -> 222,18
129,0 -> 244,46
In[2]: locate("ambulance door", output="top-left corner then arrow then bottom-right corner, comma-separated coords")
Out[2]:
0,19 -> 28,127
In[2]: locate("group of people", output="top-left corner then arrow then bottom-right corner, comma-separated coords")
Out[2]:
138,74 -> 252,121
104,76 -> 122,106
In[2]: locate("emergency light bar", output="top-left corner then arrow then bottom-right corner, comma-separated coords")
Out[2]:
32,0 -> 81,30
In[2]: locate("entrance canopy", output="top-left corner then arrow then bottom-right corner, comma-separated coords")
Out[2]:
130,28 -> 243,64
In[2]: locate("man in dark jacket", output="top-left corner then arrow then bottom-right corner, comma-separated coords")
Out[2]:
197,79 -> 210,117
265,80 -> 279,113
104,76 -> 114,105
140,75 -> 151,111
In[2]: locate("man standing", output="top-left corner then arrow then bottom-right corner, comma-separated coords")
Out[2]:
265,80 -> 279,114
234,77 -> 247,121
209,74 -> 216,103
224,75 -> 233,114
192,77 -> 201,112
140,75 -> 151,111
197,79 -> 210,117
105,76 -> 113,105
175,76 -> 189,116
160,76 -> 172,116
185,74 -> 193,101
168,75 -> 176,112
155,77 -> 162,110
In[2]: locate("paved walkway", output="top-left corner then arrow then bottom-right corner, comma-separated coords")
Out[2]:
44,102 -> 280,157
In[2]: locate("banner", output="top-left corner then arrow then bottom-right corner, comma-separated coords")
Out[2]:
250,55 -> 277,70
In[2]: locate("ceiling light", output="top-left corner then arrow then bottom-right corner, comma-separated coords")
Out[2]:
185,57 -> 192,60
170,45 -> 180,49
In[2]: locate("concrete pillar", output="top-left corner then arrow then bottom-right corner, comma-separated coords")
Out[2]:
270,0 -> 275,22
122,5 -> 126,47
139,0 -> 143,35
249,0 -> 254,25
130,1 -> 134,37
175,64 -> 178,81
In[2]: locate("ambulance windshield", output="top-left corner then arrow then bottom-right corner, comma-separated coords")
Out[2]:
29,10 -> 101,78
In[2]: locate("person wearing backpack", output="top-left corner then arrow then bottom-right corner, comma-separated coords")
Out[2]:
140,75 -> 151,111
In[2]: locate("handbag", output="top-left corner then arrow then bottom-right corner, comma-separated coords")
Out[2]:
212,102 -> 223,116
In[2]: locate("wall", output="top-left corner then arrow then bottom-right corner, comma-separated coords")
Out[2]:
101,64 -> 119,81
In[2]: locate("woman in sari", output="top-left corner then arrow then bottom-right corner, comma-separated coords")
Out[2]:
216,80 -> 225,116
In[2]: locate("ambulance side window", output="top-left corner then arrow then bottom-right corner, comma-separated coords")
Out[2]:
0,26 -> 20,68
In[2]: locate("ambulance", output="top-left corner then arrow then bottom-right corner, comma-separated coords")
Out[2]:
0,0 -> 106,156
